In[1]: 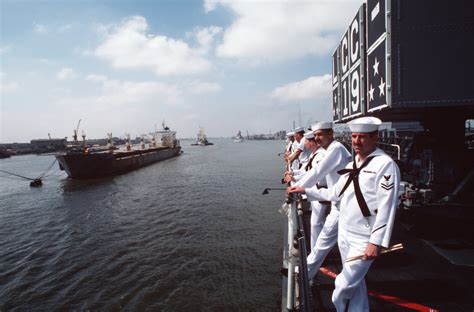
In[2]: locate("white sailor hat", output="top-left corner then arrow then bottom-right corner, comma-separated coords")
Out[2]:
347,116 -> 382,133
304,131 -> 315,139
294,126 -> 305,133
286,131 -> 295,137
311,121 -> 333,132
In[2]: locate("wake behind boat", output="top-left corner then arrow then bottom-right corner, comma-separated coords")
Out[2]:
55,124 -> 181,179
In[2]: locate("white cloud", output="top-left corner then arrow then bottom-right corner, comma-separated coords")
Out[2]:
270,74 -> 331,102
58,24 -> 72,32
204,0 -> 219,13
85,74 -> 107,83
0,72 -> 19,92
0,45 -> 12,55
93,16 -> 213,76
188,26 -> 223,54
187,80 -> 222,94
205,0 -> 360,63
76,75 -> 182,109
0,82 -> 19,92
50,75 -> 184,137
56,67 -> 77,80
33,23 -> 48,34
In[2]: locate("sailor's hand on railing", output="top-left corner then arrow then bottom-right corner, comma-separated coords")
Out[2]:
287,186 -> 305,194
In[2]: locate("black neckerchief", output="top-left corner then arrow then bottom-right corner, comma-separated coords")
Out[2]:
337,155 -> 378,217
304,151 -> 319,171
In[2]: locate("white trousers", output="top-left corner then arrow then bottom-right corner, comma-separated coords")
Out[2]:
307,207 -> 339,280
332,228 -> 372,312
309,201 -> 330,251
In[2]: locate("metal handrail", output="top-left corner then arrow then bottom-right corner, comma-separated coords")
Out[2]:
281,193 -> 313,312
377,142 -> 401,160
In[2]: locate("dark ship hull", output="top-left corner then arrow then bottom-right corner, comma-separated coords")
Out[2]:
56,147 -> 181,179
0,150 -> 12,158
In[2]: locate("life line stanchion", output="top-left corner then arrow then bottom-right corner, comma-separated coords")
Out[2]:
297,235 -> 312,312
294,194 -> 313,312
286,192 -> 298,310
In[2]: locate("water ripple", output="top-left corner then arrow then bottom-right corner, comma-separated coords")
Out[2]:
0,140 -> 284,310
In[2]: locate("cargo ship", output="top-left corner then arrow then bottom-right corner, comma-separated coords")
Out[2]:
279,0 -> 474,311
56,125 -> 181,179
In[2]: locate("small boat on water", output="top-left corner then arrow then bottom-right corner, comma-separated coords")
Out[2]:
233,130 -> 244,143
191,127 -> 213,146
56,124 -> 181,179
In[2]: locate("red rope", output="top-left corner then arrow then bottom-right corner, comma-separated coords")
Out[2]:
319,267 -> 440,312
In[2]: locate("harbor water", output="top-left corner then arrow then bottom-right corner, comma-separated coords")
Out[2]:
0,139 -> 287,311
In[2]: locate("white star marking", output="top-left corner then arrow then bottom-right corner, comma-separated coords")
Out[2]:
368,84 -> 375,101
378,77 -> 385,97
373,57 -> 380,76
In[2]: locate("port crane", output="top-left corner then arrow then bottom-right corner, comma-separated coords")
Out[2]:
73,119 -> 81,142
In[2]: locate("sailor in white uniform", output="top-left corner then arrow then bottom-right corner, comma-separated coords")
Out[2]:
286,127 -> 310,170
285,130 -> 328,250
283,132 -> 295,170
289,121 -> 351,281
284,132 -> 295,156
289,117 -> 400,312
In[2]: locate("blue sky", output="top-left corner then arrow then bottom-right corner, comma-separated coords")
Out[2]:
1,0 -> 360,142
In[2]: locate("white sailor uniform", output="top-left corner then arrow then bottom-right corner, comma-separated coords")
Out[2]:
297,137 -> 312,169
290,140 -> 301,170
295,140 -> 351,280
292,147 -> 328,250
306,148 -> 400,312
285,141 -> 293,155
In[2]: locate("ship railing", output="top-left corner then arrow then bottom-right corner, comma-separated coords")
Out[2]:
282,192 -> 313,312
377,142 -> 401,160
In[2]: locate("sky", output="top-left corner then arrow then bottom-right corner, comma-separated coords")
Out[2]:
1,0 -> 361,142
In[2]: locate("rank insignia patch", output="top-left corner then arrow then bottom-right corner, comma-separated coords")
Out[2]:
381,180 -> 394,190
381,174 -> 393,190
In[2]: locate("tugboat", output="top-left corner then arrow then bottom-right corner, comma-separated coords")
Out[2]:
55,123 -> 181,179
233,130 -> 244,143
191,127 -> 213,146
